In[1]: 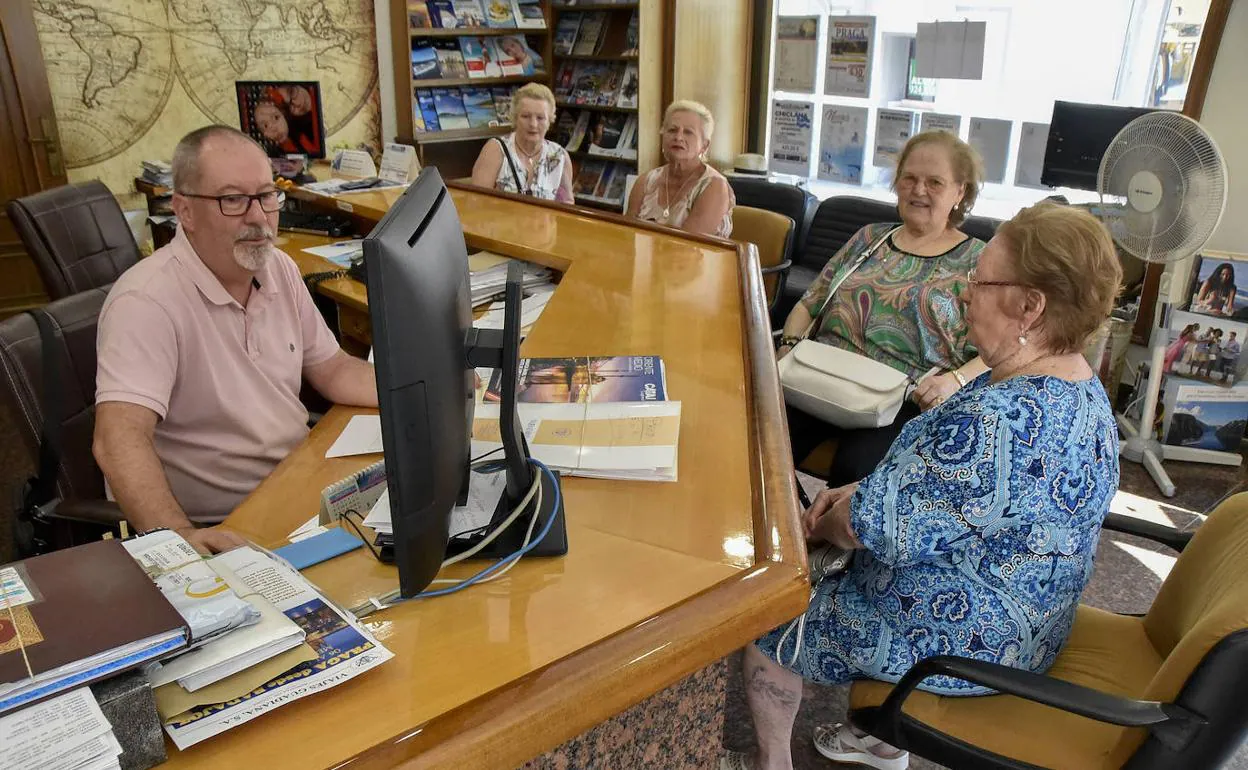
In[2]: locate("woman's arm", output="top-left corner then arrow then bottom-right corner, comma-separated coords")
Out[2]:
470,139 -> 504,190
624,169 -> 647,218
680,176 -> 732,236
556,149 -> 574,203
912,356 -> 988,410
1226,286 -> 1238,315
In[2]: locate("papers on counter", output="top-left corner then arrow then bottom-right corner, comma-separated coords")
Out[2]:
471,401 -> 681,482
300,239 -> 363,267
325,414 -> 383,458
364,468 -> 508,537
159,547 -> 392,749
0,688 -> 122,770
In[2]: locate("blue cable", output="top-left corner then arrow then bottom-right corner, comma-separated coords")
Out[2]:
409,459 -> 561,600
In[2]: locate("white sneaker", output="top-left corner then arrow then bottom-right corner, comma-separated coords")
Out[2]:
813,723 -> 909,770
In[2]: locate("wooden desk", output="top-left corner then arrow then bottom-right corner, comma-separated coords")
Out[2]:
167,186 -> 806,769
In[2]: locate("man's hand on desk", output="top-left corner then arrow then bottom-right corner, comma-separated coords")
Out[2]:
177,525 -> 248,555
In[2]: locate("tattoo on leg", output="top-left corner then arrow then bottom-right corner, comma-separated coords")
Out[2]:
746,662 -> 801,708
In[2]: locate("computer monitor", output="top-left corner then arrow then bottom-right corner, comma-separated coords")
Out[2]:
364,168 -> 566,599
1041,101 -> 1155,191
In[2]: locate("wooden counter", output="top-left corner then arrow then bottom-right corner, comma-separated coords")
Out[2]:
165,186 -> 807,769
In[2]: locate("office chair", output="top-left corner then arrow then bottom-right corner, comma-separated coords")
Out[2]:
0,287 -> 126,555
7,180 -> 140,300
848,495 -> 1248,769
730,206 -> 794,315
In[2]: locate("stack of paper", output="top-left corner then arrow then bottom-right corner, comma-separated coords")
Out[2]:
475,285 -> 556,331
0,689 -> 123,770
470,258 -> 554,306
144,558 -> 305,692
472,401 -> 682,482
157,547 -> 392,749
364,467 -> 509,539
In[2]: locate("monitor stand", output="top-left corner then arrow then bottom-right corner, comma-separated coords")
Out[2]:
454,261 -> 567,560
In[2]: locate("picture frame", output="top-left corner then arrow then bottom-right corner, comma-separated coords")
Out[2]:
1184,250 -> 1248,320
236,81 -> 327,159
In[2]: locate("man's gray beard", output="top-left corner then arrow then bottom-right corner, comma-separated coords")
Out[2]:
233,242 -> 270,271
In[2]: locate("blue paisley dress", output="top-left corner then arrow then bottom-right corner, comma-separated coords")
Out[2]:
757,372 -> 1119,694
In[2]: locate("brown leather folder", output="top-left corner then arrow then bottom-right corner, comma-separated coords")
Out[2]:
0,539 -> 188,701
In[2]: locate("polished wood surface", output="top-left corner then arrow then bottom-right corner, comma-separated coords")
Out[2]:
165,187 -> 805,769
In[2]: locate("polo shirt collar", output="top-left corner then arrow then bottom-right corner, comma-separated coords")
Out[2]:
172,226 -> 278,306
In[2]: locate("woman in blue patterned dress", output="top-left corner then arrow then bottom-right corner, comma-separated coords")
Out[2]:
723,203 -> 1123,770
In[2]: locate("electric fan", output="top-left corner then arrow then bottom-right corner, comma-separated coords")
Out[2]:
1097,111 -> 1231,498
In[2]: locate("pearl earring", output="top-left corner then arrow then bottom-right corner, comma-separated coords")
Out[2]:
1018,334 -> 1028,346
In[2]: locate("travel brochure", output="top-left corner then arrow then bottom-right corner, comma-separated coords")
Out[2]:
414,85 -> 516,132
773,16 -> 819,94
825,15 -> 874,98
817,104 -> 867,184
485,356 -> 667,404
769,100 -> 814,177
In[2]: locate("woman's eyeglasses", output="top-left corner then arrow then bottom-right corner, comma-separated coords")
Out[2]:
178,190 -> 286,216
967,267 -> 1025,289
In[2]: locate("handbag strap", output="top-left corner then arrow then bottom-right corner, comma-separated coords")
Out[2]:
495,136 -> 527,196
802,225 -> 903,339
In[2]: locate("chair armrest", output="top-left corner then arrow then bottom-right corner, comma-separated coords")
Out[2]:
760,259 -> 792,276
1102,512 -> 1193,552
50,498 -> 127,526
872,655 -> 1204,750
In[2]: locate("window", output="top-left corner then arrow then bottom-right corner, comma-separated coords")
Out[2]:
763,0 -> 1214,216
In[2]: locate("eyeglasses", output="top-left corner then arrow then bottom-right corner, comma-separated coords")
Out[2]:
178,190 -> 286,216
967,267 -> 1025,289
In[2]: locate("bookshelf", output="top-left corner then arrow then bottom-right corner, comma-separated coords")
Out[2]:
550,1 -> 647,211
391,0 -> 555,176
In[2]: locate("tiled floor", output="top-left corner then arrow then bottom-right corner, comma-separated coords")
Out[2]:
721,459 -> 1248,770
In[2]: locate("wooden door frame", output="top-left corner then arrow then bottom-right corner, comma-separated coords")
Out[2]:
1131,0 -> 1236,344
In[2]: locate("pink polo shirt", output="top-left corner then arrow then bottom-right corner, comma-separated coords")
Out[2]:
96,228 -> 340,523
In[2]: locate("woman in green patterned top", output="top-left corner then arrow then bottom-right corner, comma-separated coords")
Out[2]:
778,131 -> 990,486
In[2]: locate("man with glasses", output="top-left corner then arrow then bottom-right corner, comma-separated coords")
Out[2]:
93,125 -> 378,553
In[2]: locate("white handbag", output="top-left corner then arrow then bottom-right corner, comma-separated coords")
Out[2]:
778,226 -> 911,429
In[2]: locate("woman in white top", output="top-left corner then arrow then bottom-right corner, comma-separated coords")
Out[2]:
626,100 -> 735,238
471,83 -> 573,203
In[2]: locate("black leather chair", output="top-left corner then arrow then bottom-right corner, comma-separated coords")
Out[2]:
0,287 -> 125,555
728,179 -> 818,261
7,180 -> 140,300
777,195 -> 1002,320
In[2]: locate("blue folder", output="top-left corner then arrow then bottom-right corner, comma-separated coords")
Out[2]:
274,527 -> 364,570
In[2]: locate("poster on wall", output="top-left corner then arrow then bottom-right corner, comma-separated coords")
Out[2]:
769,100 -> 815,177
968,117 -> 1012,184
874,109 -> 915,168
774,16 -> 819,93
1014,122 -> 1051,188
824,16 -> 875,98
920,112 -> 961,136
818,104 -> 868,185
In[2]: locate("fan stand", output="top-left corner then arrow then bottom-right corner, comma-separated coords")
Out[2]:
1116,267 -> 1244,499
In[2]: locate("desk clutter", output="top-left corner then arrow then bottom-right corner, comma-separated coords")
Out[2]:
0,530 -> 392,761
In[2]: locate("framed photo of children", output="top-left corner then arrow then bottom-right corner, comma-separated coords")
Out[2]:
1185,251 -> 1248,320
236,81 -> 327,159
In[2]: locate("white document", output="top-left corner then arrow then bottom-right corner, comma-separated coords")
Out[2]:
769,100 -> 814,177
920,112 -> 962,136
874,109 -> 915,169
824,15 -> 874,97
378,142 -> 420,185
301,240 -> 363,267
968,117 -> 1012,184
773,16 -> 819,93
475,286 -> 555,331
330,148 -> 377,178
326,414 -> 383,458
288,515 -> 327,542
1015,122 -> 1051,188
163,548 -> 392,749
0,688 -> 119,770
364,469 -> 507,537
818,104 -> 868,184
